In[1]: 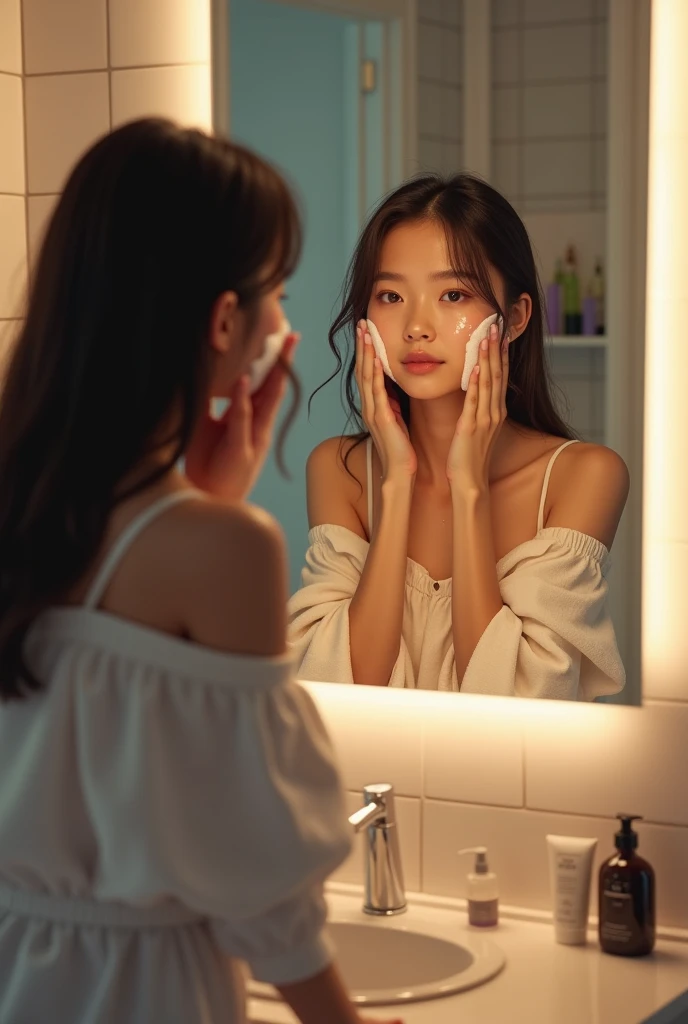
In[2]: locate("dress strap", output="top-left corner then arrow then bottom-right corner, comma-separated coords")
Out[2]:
83,490 -> 199,610
537,439 -> 580,532
366,436 -> 374,538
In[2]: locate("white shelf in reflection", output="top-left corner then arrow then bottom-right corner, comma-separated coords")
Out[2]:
549,335 -> 607,348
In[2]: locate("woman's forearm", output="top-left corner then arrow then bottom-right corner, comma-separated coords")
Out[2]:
348,479 -> 413,686
451,486 -> 503,683
276,962 -> 361,1024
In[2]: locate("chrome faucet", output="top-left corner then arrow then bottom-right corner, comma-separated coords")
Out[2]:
348,783 -> 406,916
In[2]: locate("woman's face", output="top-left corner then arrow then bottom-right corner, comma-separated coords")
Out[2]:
367,219 -> 507,396
210,281 -> 287,398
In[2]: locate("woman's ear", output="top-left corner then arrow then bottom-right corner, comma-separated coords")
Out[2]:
208,291 -> 239,355
507,292 -> 533,342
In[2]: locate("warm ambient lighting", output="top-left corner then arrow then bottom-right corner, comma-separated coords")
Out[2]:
641,0 -> 688,698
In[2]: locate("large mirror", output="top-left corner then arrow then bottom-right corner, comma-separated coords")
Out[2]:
212,0 -> 647,704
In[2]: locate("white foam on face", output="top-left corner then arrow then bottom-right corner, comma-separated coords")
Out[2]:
248,317 -> 292,394
461,313 -> 502,391
366,319 -> 397,383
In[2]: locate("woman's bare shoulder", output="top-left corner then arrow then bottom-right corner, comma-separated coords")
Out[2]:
305,435 -> 368,537
546,441 -> 630,549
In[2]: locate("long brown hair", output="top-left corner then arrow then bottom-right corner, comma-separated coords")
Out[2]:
0,118 -> 302,700
311,172 -> 573,461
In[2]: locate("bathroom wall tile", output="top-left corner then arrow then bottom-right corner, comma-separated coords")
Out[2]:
524,0 -> 594,24
441,141 -> 462,176
110,65 -> 212,131
422,801 -> 688,927
491,0 -> 520,30
27,194 -> 58,268
0,195 -> 26,318
492,28 -> 520,87
441,84 -> 462,142
418,138 -> 444,174
108,0 -> 211,69
523,82 -> 592,140
549,347 -> 594,377
306,683 -> 423,797
522,140 -> 592,198
0,73 -> 24,194
331,793 -> 421,893
591,347 -> 606,378
525,702 -> 688,825
492,85 -> 520,142
522,195 -> 592,214
643,542 -> 688,700
24,73 -> 110,194
523,25 -> 594,83
418,22 -> 443,81
440,1 -> 462,30
22,0 -> 107,74
420,0 -> 444,24
593,138 -> 607,195
418,80 -> 444,140
441,28 -> 462,87
491,141 -> 520,201
593,17 -> 608,78
555,376 -> 594,434
589,375 -> 605,435
422,697 -> 524,808
0,0 -> 22,74
592,80 -> 608,136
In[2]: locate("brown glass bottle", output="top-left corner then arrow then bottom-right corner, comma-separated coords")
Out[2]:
598,814 -> 655,957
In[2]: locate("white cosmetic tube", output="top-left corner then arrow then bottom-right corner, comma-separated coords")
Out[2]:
546,834 -> 598,945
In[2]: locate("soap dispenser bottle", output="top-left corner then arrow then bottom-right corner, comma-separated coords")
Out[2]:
599,815 -> 655,957
457,847 -> 499,927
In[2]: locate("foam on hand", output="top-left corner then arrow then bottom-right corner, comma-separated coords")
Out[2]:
248,318 -> 292,394
461,313 -> 503,391
365,319 -> 397,383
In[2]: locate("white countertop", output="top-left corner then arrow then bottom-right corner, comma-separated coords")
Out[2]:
248,886 -> 688,1024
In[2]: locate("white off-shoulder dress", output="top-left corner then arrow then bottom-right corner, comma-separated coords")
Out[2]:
0,491 -> 352,1024
288,439 -> 625,700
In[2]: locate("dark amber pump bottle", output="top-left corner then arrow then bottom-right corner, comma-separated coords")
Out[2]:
599,814 -> 655,957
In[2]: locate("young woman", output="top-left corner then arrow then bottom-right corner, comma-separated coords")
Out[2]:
289,174 -> 628,700
0,119 -> 402,1024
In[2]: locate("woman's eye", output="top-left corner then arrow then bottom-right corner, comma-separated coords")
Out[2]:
441,290 -> 466,303
379,291 -> 402,304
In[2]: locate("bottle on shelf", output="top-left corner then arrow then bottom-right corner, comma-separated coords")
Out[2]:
591,259 -> 605,334
562,245 -> 581,335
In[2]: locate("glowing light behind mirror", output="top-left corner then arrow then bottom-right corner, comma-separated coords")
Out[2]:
642,0 -> 688,699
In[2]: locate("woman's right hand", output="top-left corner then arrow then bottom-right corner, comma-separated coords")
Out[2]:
355,320 -> 416,483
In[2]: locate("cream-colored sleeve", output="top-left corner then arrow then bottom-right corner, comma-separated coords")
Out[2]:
287,526 -> 411,687
461,527 -> 625,700
75,658 -> 352,985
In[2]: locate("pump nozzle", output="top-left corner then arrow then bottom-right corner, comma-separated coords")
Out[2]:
615,814 -> 643,851
458,846 -> 489,874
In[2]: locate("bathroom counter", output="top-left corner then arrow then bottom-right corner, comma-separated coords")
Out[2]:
247,886 -> 688,1024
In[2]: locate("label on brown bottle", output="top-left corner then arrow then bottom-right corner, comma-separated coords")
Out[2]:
600,880 -> 634,945
469,899 -> 498,927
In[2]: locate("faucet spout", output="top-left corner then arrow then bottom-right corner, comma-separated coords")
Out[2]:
348,783 -> 407,916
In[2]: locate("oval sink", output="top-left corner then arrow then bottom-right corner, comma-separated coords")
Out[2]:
248,919 -> 506,1006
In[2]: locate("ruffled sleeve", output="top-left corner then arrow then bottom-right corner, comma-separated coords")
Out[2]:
462,527 -> 626,700
68,641 -> 353,985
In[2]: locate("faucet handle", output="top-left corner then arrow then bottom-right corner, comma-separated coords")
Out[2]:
348,782 -> 397,832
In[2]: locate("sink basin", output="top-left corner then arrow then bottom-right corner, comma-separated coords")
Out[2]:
247,918 -> 506,1006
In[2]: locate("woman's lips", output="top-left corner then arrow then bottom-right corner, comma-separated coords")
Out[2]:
402,360 -> 444,375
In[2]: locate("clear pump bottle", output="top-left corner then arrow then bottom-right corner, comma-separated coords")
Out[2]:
457,847 -> 499,928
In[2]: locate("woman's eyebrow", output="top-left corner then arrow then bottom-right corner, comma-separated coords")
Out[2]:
373,271 -> 405,283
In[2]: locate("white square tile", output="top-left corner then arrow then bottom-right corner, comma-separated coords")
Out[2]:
110,65 -> 212,131
441,0 -> 462,29
592,138 -> 607,194
418,22 -> 443,81
523,25 -> 593,83
422,697 -> 524,807
524,82 -> 592,139
108,0 -> 211,69
418,138 -> 444,174
492,85 -> 520,142
492,141 -> 521,200
593,17 -> 608,77
522,195 -> 591,214
418,80 -> 444,139
0,0 -> 22,74
441,84 -> 462,142
592,80 -> 608,136
492,28 -> 520,86
522,139 -> 592,198
441,141 -> 462,175
555,377 -> 593,433
0,195 -> 26,317
27,194 -> 59,269
643,543 -> 688,699
331,792 -> 421,892
549,346 -> 593,378
441,28 -> 462,87
524,0 -> 593,24
420,0 -> 444,23
24,73 -> 110,195
525,702 -> 688,825
0,72 -> 24,193
22,0 -> 107,74
306,683 -> 424,797
491,0 -> 520,29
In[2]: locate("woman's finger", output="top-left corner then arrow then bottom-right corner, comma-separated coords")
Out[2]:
372,352 -> 394,423
462,363 -> 480,430
501,333 -> 510,408
489,324 -> 503,423
477,334 -> 492,426
360,325 -> 376,425
223,374 -> 252,455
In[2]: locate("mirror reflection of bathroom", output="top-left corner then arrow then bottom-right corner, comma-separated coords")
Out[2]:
217,0 -> 646,705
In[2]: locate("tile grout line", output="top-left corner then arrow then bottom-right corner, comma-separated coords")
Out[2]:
22,61 -> 209,80
18,0 -> 30,284
105,0 -> 113,128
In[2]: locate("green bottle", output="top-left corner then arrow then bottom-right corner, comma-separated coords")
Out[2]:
562,245 -> 581,335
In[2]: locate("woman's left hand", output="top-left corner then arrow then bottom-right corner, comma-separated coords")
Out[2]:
446,322 -> 508,491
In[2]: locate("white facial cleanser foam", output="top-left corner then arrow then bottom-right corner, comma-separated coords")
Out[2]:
460,313 -> 503,391
546,835 -> 598,945
248,318 -> 292,394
